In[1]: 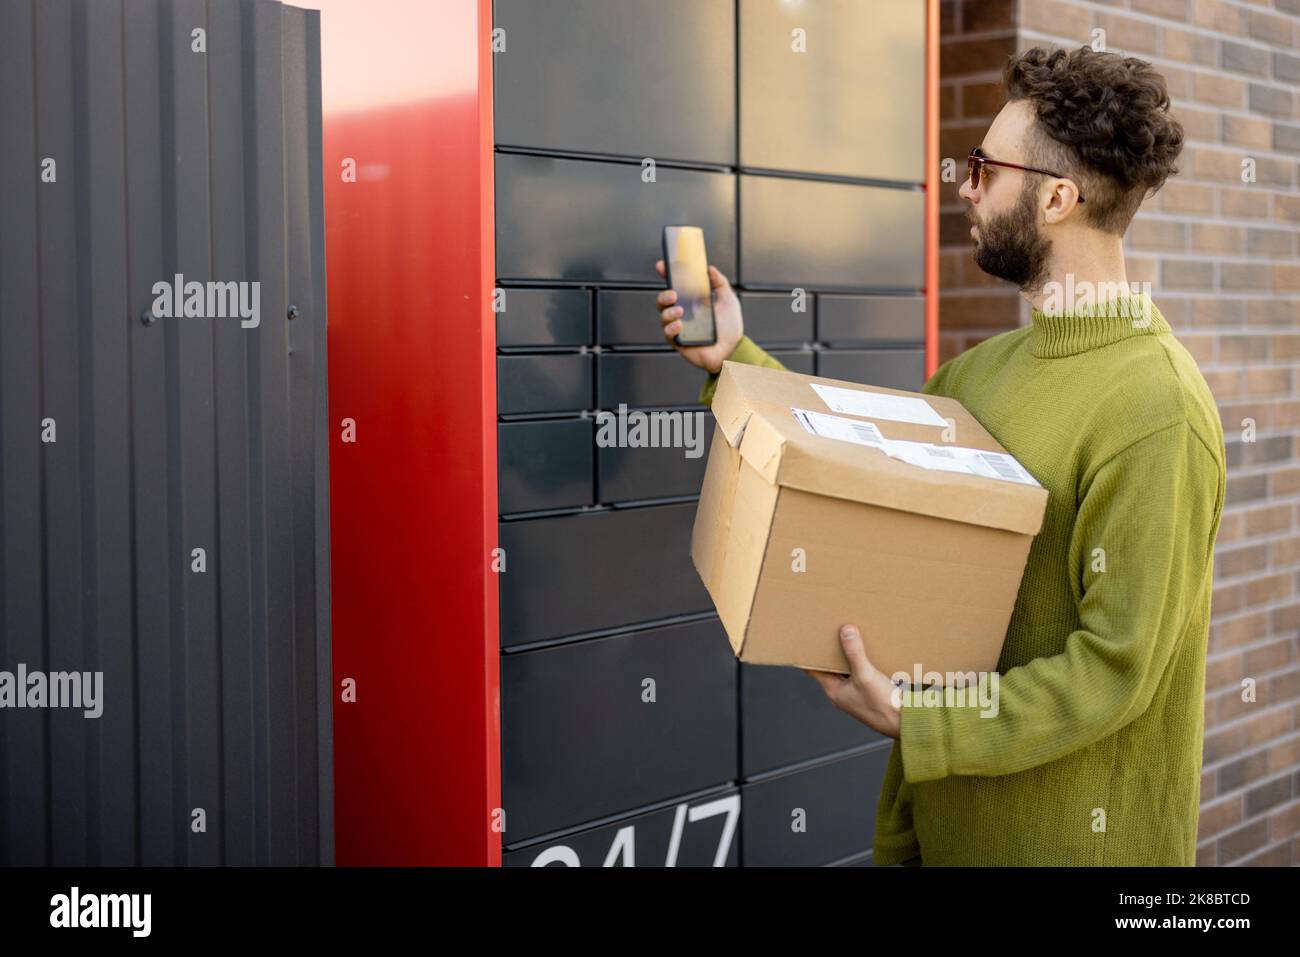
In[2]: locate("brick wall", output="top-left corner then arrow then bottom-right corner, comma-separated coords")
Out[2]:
939,0 -> 1300,866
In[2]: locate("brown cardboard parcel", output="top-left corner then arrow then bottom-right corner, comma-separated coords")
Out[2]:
691,361 -> 1048,679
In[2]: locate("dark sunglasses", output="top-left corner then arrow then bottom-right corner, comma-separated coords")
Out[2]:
967,147 -> 1085,204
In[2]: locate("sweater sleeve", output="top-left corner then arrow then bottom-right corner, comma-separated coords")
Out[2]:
897,419 -> 1223,782
698,335 -> 788,407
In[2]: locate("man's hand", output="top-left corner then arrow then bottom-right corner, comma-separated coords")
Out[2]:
654,259 -> 744,374
803,624 -> 903,739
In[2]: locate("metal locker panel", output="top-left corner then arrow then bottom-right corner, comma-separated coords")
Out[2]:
598,353 -> 706,410
0,0 -> 331,866
816,349 -> 926,391
495,152 -> 736,283
497,354 -> 594,414
499,420 -> 595,514
739,0 -> 925,183
597,289 -> 672,347
818,295 -> 925,347
769,351 -> 815,376
493,0 -> 735,166
740,292 -> 815,345
741,746 -> 892,866
740,664 -> 886,778
499,504 -> 711,645
501,620 -> 738,842
739,174 -> 923,290
504,788 -> 741,867
497,287 -> 592,348
598,430 -> 710,503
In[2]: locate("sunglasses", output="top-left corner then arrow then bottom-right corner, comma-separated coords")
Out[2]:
967,147 -> 1085,204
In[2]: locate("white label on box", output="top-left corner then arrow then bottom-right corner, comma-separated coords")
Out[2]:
884,440 -> 1041,486
792,408 -> 888,448
810,383 -> 948,427
791,408 -> 1041,487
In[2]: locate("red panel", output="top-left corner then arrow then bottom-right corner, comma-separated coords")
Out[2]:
311,0 -> 499,865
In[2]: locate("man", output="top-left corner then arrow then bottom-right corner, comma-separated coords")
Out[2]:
653,46 -> 1225,866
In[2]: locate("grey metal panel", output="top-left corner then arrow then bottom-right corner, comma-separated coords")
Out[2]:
740,292 -> 814,345
818,295 -> 925,347
493,0 -> 735,165
598,436 -> 710,503
597,289 -> 670,347
504,788 -> 741,866
495,153 -> 736,283
598,354 -> 705,410
500,420 -> 594,514
816,349 -> 926,391
497,354 -> 593,414
769,351 -> 815,376
740,664 -> 885,778
0,0 -> 330,866
501,620 -> 738,841
0,0 -> 46,866
497,288 -> 591,348
499,504 -> 711,645
741,747 -> 892,866
739,175 -> 924,290
739,0 -> 925,182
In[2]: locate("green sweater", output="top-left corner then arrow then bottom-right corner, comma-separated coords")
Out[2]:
699,292 -> 1226,866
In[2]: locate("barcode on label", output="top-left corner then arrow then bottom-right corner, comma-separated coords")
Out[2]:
979,452 -> 1022,480
851,423 -> 884,446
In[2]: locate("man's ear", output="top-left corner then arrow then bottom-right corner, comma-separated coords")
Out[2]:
1042,181 -> 1082,225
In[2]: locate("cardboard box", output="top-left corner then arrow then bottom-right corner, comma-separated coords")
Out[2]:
691,361 -> 1048,678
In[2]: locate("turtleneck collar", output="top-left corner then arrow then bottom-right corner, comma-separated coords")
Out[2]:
1029,291 -> 1171,359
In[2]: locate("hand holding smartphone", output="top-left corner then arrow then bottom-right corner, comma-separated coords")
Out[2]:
661,225 -> 718,347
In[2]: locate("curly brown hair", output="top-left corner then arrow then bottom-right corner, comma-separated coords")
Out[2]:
1003,46 -> 1185,235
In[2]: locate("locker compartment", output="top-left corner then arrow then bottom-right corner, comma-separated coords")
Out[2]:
504,788 -> 741,867
739,0 -> 925,183
501,619 -> 738,842
768,351 -> 815,376
598,353 -> 708,409
815,349 -> 925,391
818,295 -> 924,347
497,353 -> 593,414
499,420 -> 594,514
739,175 -> 923,289
499,503 -> 711,644
740,746 -> 892,866
495,152 -> 736,283
740,663 -> 887,778
598,422 -> 711,503
597,289 -> 672,347
740,292 -> 815,345
493,0 -> 735,166
496,287 -> 591,348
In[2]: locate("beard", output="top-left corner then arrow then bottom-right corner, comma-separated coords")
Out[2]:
970,182 -> 1051,291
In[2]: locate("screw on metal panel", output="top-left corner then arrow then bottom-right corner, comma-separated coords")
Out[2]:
140,309 -> 156,326
287,304 -> 300,321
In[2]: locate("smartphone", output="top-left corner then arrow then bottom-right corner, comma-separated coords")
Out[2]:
661,225 -> 717,346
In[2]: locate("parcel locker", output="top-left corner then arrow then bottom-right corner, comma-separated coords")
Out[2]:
499,504 -> 712,646
740,746 -> 893,867
501,619 -> 738,841
816,349 -> 927,391
495,153 -> 737,283
499,420 -> 594,514
496,287 -> 592,348
325,0 -> 939,864
740,664 -> 889,778
504,789 -> 742,867
493,0 -> 736,166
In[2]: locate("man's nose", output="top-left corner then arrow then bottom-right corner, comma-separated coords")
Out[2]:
958,177 -> 974,203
